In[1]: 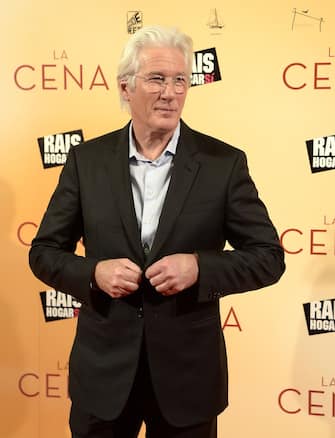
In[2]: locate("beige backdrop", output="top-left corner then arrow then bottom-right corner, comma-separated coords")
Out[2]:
1,1 -> 334,437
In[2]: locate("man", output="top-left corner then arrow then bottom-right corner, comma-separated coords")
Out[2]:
29,26 -> 285,438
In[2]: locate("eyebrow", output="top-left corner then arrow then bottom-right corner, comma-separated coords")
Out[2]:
145,71 -> 187,76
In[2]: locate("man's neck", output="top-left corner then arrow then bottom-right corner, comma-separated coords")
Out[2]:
132,124 -> 176,161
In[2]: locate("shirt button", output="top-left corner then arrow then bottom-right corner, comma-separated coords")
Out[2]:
146,189 -> 154,198
137,306 -> 144,319
143,243 -> 150,256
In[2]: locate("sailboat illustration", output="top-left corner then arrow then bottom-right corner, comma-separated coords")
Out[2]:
207,8 -> 224,29
291,8 -> 324,32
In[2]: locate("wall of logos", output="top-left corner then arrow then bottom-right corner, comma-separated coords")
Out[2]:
1,1 -> 334,437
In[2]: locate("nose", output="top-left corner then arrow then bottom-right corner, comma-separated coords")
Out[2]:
160,79 -> 176,98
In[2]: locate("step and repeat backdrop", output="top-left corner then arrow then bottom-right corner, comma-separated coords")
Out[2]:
1,1 -> 334,437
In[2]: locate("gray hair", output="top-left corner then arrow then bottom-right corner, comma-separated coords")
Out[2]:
117,25 -> 193,110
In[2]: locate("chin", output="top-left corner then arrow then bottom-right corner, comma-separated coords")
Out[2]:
154,117 -> 179,132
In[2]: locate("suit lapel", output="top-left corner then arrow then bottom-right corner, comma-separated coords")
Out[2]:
147,122 -> 200,264
105,121 -> 200,266
107,124 -> 144,264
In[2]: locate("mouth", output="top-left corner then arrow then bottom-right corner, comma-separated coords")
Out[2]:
155,108 -> 176,113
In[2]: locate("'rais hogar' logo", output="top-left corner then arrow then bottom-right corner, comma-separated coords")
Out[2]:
37,129 -> 84,169
306,134 -> 335,173
191,47 -> 221,87
303,298 -> 335,335
40,290 -> 81,322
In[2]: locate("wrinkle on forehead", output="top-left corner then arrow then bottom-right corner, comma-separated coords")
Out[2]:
138,47 -> 187,75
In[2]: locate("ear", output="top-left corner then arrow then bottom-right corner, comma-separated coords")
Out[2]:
119,80 -> 131,101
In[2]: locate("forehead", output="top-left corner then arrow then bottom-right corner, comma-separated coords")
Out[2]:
138,46 -> 187,74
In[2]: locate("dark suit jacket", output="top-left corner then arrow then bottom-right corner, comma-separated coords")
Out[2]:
29,120 -> 285,427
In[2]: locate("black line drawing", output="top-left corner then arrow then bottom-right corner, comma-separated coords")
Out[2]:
127,11 -> 143,34
291,8 -> 324,32
207,8 -> 224,30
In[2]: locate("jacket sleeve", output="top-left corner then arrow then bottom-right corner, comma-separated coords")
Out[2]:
29,147 -> 99,305
196,151 -> 285,302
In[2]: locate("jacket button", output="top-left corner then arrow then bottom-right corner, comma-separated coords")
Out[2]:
137,306 -> 144,318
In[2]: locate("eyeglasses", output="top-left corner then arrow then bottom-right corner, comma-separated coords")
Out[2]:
134,74 -> 189,94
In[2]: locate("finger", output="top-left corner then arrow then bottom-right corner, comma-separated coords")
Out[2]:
109,263 -> 141,284
110,290 -> 131,298
110,292 -> 123,298
109,284 -> 136,298
121,280 -> 140,292
122,269 -> 142,284
122,259 -> 142,274
105,276 -> 140,294
148,272 -> 166,287
145,261 -> 163,279
159,287 -> 179,296
155,281 -> 178,294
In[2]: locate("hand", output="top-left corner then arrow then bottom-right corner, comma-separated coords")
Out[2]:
145,253 -> 199,296
94,258 -> 142,298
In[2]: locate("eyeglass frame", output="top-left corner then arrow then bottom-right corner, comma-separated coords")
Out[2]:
132,73 -> 191,94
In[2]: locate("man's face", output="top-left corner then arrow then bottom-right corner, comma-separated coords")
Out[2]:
121,46 -> 189,136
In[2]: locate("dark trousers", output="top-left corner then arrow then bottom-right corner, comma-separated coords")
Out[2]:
70,341 -> 217,438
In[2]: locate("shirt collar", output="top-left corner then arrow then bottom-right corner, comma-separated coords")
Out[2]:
128,121 -> 180,161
